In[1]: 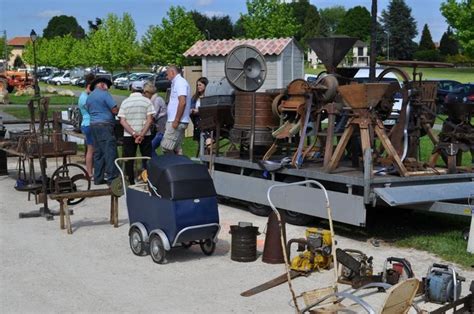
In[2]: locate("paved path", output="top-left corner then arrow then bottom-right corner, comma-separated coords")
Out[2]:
0,157 -> 472,312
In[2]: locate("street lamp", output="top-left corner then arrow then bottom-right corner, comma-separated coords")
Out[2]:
29,29 -> 40,97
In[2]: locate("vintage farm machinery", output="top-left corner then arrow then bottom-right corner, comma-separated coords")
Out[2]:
0,96 -> 91,218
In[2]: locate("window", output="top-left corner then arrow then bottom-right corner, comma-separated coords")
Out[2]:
358,47 -> 364,56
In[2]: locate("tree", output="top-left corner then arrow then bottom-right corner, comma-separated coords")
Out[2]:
0,36 -> 12,63
89,13 -> 142,73
439,27 -> 459,56
142,6 -> 203,66
190,11 -> 234,40
381,0 -> 418,60
288,0 -> 320,48
319,6 -> 346,36
43,15 -> 85,39
240,0 -> 299,39
440,0 -> 474,57
336,6 -> 371,41
233,17 -> 245,38
418,24 -> 436,50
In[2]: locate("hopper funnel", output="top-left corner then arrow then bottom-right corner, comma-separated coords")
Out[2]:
338,83 -> 391,109
307,37 -> 358,73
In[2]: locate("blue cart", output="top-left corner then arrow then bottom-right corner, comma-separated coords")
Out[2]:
115,155 -> 220,264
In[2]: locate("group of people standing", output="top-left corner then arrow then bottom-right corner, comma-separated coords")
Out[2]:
77,66 -> 209,186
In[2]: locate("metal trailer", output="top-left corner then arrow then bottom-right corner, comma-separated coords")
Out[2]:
200,149 -> 474,252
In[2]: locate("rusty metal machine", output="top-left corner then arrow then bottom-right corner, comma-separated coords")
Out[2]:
0,96 -> 91,219
429,89 -> 474,173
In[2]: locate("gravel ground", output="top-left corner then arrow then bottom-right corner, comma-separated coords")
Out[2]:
0,158 -> 473,313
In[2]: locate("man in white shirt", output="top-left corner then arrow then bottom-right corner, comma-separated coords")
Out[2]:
118,82 -> 155,184
161,65 -> 191,154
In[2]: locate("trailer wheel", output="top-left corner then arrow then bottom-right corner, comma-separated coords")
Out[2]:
149,234 -> 167,264
200,239 -> 216,256
248,202 -> 272,217
129,227 -> 146,256
283,210 -> 313,226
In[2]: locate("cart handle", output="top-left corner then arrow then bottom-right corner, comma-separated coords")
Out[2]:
266,180 -> 334,311
114,156 -> 151,199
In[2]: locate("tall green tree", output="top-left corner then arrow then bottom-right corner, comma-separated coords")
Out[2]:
439,27 -> 459,56
43,15 -> 85,39
440,0 -> 474,57
190,11 -> 234,40
336,6 -> 371,42
0,36 -> 12,63
319,6 -> 346,36
288,0 -> 320,47
418,24 -> 436,50
89,13 -> 142,73
233,17 -> 245,38
381,0 -> 418,60
142,6 -> 203,66
240,0 -> 299,38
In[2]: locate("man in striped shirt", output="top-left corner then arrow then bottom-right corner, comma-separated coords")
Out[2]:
118,82 -> 155,185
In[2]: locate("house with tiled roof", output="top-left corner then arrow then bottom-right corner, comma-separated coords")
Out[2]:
183,38 -> 304,91
7,37 -> 31,68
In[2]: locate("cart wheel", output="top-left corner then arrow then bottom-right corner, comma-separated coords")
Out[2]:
181,242 -> 192,249
200,239 -> 216,256
149,234 -> 167,264
129,227 -> 146,256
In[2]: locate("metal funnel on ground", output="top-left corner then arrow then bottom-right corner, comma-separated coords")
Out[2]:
338,83 -> 391,109
307,37 -> 358,74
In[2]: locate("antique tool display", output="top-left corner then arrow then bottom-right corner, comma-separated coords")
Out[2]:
287,228 -> 333,272
225,44 -> 267,160
424,263 -> 465,304
241,227 -> 333,297
380,257 -> 414,285
378,61 -> 452,161
336,248 -> 377,288
326,83 -> 409,176
241,180 -> 338,314
429,90 -> 474,173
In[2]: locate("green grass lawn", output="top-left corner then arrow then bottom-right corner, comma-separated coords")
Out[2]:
305,66 -> 474,83
401,67 -> 474,83
1,105 -> 71,119
8,94 -> 77,105
39,82 -> 135,97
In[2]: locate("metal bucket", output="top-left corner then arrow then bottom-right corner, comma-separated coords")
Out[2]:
229,225 -> 260,262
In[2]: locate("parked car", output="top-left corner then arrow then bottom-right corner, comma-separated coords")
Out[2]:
444,83 -> 474,117
112,72 -> 128,83
115,73 -> 151,90
152,71 -> 171,92
70,76 -> 83,86
51,72 -> 72,85
423,79 -> 462,113
128,73 -> 154,91
47,72 -> 64,84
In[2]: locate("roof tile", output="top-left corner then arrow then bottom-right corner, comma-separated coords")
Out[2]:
183,38 -> 293,57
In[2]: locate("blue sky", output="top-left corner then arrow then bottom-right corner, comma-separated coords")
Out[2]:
0,0 -> 449,42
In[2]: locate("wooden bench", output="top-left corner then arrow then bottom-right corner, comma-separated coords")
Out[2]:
50,189 -> 119,234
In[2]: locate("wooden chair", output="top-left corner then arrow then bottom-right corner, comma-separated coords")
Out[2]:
300,278 -> 419,314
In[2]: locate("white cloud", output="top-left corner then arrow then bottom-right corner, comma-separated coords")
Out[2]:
197,0 -> 213,6
37,10 -> 63,18
204,11 -> 225,17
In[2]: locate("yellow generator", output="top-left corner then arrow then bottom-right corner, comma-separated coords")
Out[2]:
287,228 -> 333,272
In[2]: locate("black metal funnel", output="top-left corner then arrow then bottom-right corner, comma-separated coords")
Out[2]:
307,37 -> 358,73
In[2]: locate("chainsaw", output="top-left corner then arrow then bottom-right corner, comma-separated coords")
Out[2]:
336,248 -> 379,288
241,228 -> 333,297
381,257 -> 414,285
